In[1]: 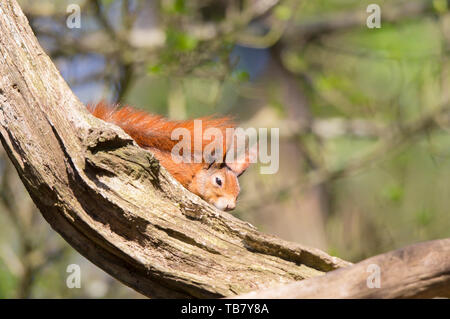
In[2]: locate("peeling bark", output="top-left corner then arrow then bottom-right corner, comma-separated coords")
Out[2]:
233,239 -> 450,299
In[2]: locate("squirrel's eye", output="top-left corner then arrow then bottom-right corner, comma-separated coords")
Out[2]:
215,177 -> 222,186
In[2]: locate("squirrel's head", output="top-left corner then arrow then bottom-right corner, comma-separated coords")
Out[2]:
192,165 -> 240,211
190,146 -> 256,211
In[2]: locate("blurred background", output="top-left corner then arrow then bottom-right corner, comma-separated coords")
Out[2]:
1,0 -> 449,298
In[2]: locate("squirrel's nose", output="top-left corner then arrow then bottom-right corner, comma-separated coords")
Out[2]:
215,197 -> 236,211
224,202 -> 236,211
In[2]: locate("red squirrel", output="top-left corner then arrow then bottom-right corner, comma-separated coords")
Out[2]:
88,102 -> 254,211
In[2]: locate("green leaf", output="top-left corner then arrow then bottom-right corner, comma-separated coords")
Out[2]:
416,209 -> 433,226
382,184 -> 404,203
233,70 -> 250,82
163,0 -> 187,15
173,0 -> 186,13
166,29 -> 198,52
274,5 -> 292,21
433,0 -> 448,13
147,63 -> 163,74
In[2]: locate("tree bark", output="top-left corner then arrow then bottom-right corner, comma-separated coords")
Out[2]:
233,239 -> 450,298
0,0 -> 350,298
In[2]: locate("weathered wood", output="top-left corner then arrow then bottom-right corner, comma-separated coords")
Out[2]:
233,239 -> 450,299
0,0 -> 350,298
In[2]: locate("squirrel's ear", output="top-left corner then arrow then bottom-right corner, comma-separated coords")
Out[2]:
226,143 -> 258,177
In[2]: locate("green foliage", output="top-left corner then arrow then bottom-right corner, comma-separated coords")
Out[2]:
0,262 -> 16,298
232,70 -> 250,82
433,0 -> 448,13
416,208 -> 433,227
166,28 -> 198,52
163,0 -> 187,15
147,63 -> 164,75
274,5 -> 292,21
382,184 -> 404,203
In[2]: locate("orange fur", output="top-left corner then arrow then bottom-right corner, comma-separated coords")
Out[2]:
88,102 -> 248,211
88,101 -> 234,154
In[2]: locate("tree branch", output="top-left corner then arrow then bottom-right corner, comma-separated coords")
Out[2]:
233,238 -> 450,299
0,0 -> 348,298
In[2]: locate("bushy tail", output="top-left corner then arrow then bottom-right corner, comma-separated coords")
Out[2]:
87,101 -> 235,157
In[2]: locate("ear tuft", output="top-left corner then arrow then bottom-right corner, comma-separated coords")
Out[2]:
226,143 -> 258,176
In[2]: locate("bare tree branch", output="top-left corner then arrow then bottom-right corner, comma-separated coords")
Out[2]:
233,238 -> 450,299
